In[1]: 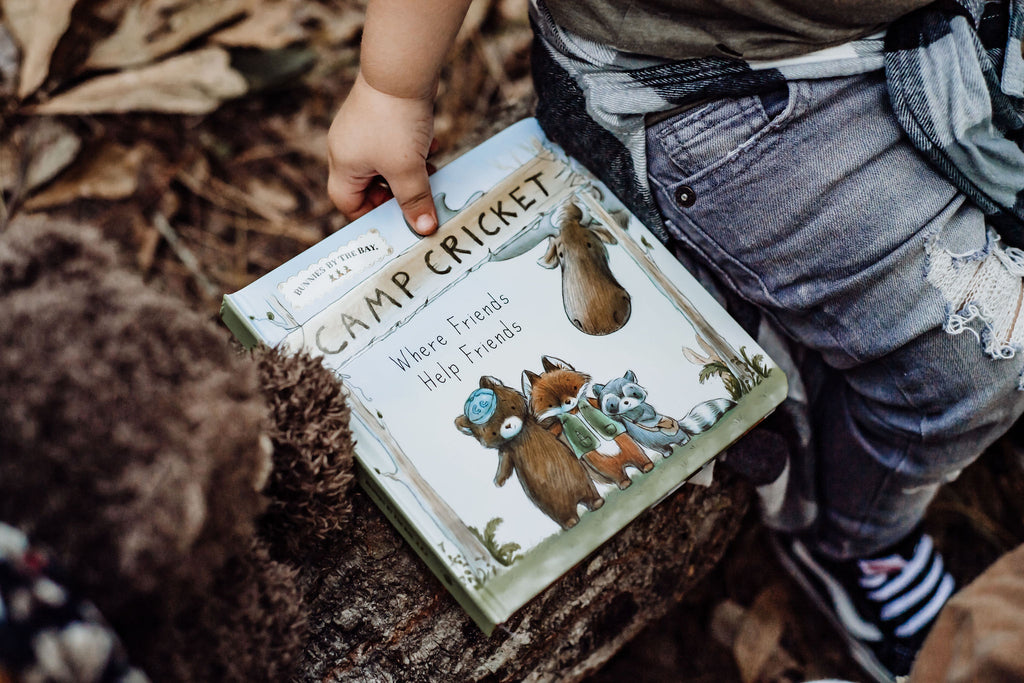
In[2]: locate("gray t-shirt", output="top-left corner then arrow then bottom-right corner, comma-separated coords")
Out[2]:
544,0 -> 933,60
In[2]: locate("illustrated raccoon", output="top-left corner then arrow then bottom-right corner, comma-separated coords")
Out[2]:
522,356 -> 653,490
455,376 -> 603,529
593,370 -> 736,456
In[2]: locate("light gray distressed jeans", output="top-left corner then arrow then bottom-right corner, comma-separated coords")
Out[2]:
646,71 -> 1024,561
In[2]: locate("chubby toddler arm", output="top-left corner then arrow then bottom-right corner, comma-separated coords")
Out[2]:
327,0 -> 473,235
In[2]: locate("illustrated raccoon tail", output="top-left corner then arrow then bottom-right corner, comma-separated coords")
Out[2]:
679,397 -> 736,436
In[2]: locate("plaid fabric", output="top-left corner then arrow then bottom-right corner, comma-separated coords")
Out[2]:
531,0 -> 1024,247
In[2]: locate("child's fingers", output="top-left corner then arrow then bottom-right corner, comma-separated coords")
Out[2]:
388,164 -> 438,235
327,172 -> 374,219
366,179 -> 394,208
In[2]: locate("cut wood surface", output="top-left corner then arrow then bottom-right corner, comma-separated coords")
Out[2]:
299,470 -> 751,682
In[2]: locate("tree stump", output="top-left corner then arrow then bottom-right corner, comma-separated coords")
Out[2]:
298,470 -> 750,682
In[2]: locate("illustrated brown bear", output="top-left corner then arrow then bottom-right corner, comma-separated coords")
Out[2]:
455,376 -> 604,529
523,356 -> 654,490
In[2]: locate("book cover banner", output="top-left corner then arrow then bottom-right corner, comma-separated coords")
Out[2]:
223,119 -> 787,630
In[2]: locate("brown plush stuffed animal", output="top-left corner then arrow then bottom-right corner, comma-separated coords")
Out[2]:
0,217 -> 355,682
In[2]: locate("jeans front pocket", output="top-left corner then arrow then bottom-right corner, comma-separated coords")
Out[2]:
645,72 -> 974,361
647,83 -> 794,183
644,81 -> 804,312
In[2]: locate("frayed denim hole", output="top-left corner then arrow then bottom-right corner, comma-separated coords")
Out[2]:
926,227 -> 1024,361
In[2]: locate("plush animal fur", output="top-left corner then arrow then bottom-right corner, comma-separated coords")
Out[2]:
456,376 -> 603,529
523,356 -> 653,490
257,349 -> 355,562
0,218 -> 355,681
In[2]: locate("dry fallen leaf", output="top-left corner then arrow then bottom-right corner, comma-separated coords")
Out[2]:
732,585 -> 799,683
177,159 -> 290,223
245,177 -> 298,216
135,217 -> 162,274
212,0 -> 304,50
85,0 -> 247,71
33,47 -> 248,115
236,216 -> 323,248
454,0 -> 492,51
264,111 -> 328,164
1,0 -> 79,98
0,119 -> 81,194
295,3 -> 363,47
23,142 -> 153,210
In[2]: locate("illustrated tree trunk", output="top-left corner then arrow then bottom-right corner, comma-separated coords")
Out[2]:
298,468 -> 751,682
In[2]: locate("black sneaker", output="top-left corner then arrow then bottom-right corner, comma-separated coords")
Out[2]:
771,530 -> 956,683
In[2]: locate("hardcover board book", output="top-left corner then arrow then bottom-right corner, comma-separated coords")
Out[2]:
221,118 -> 788,634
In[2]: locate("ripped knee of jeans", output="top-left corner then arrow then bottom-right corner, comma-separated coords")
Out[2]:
925,228 -> 1024,387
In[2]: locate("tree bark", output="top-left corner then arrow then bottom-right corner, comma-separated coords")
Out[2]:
297,468 -> 751,682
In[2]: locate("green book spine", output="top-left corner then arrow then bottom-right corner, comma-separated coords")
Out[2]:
219,297 -> 261,350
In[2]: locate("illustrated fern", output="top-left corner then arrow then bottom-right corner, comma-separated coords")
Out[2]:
739,346 -> 772,380
698,361 -> 730,384
697,361 -> 744,401
470,517 -> 522,567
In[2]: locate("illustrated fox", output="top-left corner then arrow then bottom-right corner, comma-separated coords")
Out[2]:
522,356 -> 653,490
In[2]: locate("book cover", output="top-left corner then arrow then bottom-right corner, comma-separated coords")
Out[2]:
221,118 -> 787,634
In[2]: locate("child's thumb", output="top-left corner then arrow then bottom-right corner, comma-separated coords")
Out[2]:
389,165 -> 438,236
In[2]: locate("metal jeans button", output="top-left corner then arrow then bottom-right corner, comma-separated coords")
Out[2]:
675,185 -> 696,208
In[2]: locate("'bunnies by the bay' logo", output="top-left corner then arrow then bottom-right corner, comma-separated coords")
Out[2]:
279,229 -> 392,309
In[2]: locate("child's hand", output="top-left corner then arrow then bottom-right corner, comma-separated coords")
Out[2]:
327,72 -> 438,235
